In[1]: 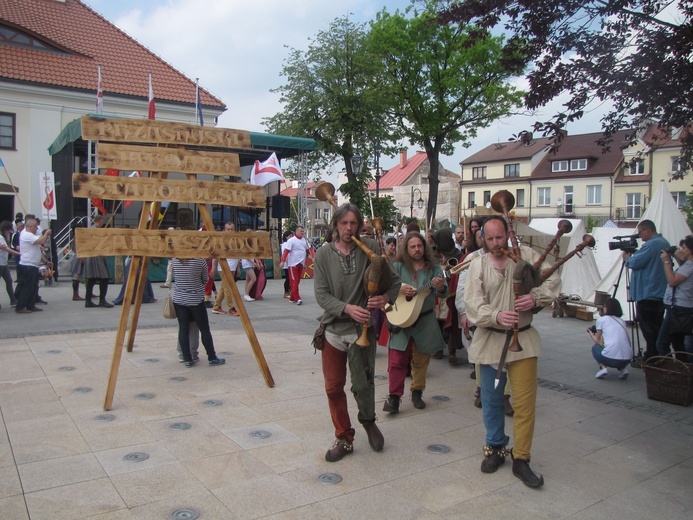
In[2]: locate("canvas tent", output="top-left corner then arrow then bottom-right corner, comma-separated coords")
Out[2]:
514,218 -> 601,300
592,180 -> 691,319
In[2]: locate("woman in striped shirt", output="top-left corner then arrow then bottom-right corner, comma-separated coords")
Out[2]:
172,258 -> 225,368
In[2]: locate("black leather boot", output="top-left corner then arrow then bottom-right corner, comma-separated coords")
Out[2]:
362,420 -> 384,452
481,445 -> 508,473
511,450 -> 544,488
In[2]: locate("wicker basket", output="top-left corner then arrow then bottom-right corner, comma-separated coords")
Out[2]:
643,355 -> 693,406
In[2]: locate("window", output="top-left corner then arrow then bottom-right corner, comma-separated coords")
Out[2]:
315,208 -> 322,219
570,159 -> 587,171
0,112 -> 15,149
483,191 -> 491,206
672,191 -> 687,210
537,187 -> 551,206
671,156 -> 682,172
504,163 -> 520,177
0,25 -> 66,54
552,160 -> 568,172
516,189 -> 525,207
472,166 -> 486,179
564,186 -> 573,213
628,159 -> 645,175
626,193 -> 642,219
468,191 -> 476,208
587,185 -> 602,205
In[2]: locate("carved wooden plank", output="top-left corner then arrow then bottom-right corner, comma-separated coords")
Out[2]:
81,116 -> 252,149
76,228 -> 271,259
72,173 -> 266,208
97,143 -> 241,176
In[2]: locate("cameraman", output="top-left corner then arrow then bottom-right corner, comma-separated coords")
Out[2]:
623,220 -> 670,361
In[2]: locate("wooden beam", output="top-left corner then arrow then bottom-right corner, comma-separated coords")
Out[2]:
75,228 -> 271,259
81,116 -> 252,149
72,173 -> 265,208
97,143 -> 241,176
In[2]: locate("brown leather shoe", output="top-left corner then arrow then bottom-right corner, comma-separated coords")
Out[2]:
474,387 -> 482,408
383,395 -> 400,413
325,438 -> 353,462
72,295 -> 85,301
362,421 -> 384,452
504,395 -> 514,416
481,445 -> 508,473
511,450 -> 544,488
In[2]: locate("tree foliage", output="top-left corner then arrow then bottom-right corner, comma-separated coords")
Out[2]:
264,16 -> 397,209
369,0 -> 525,227
441,0 -> 693,168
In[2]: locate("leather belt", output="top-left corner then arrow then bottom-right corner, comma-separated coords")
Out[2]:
486,324 -> 531,334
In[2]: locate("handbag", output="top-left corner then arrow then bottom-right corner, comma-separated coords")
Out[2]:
669,286 -> 693,336
311,324 -> 326,352
163,288 -> 176,319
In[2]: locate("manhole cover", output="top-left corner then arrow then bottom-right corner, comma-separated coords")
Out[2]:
170,376 -> 187,382
59,366 -> 75,371
74,387 -> 92,393
144,358 -> 160,363
47,349 -> 62,354
123,452 -> 149,462
203,399 -> 222,406
316,472 -> 343,484
95,414 -> 116,421
249,430 -> 272,439
136,392 -> 155,400
169,422 -> 191,431
169,508 -> 200,520
432,395 -> 450,402
374,375 -> 387,380
427,444 -> 451,454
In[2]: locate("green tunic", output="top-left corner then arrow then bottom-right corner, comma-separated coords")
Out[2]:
314,238 -> 401,337
388,262 -> 447,353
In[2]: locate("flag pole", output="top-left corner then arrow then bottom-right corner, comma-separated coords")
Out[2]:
0,159 -> 28,215
195,78 -> 199,126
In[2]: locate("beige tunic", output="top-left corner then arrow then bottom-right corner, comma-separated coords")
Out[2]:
464,245 -> 560,365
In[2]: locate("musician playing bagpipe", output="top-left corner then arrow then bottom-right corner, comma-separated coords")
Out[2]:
313,203 -> 401,463
464,216 -> 560,488
383,232 -> 447,414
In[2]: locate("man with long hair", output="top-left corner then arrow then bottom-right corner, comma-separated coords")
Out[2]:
384,232 -> 447,413
313,204 -> 400,462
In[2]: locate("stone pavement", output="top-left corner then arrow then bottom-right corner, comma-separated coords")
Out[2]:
0,277 -> 692,519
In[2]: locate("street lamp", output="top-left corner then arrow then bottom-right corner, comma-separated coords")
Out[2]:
350,152 -> 364,176
410,186 -> 424,218
374,141 -> 381,198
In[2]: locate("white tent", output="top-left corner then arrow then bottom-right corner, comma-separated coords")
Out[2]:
592,180 -> 691,317
515,218 -> 601,300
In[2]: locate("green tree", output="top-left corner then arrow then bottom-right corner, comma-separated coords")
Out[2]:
441,0 -> 693,170
369,1 -> 525,228
264,16 -> 397,210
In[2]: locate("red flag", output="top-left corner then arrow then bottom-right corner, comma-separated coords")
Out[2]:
96,65 -> 103,114
91,169 -> 119,214
148,72 -> 156,120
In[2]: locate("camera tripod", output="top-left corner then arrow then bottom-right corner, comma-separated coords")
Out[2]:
612,258 -> 643,367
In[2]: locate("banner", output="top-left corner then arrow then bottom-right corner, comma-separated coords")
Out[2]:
39,171 -> 57,221
250,152 -> 285,187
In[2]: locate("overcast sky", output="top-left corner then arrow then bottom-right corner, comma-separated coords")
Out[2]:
83,0 -> 608,176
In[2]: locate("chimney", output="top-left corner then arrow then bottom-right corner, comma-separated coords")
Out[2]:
400,149 -> 408,169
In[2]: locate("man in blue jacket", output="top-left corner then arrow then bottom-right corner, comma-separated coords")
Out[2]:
623,220 -> 670,361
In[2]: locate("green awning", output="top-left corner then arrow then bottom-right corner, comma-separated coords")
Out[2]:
48,116 -> 317,163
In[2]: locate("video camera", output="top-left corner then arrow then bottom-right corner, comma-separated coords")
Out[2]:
608,233 -> 639,253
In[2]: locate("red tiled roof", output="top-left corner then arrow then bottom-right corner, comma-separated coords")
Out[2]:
367,151 -> 428,190
0,0 -> 225,108
641,125 -> 692,149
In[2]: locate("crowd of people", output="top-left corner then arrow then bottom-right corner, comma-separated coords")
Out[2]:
4,204 -> 693,491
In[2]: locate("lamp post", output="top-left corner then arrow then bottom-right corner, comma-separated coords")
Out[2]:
350,151 -> 364,178
374,141 -> 381,198
410,186 -> 424,218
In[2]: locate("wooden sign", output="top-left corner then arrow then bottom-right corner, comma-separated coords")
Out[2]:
97,143 -> 241,176
75,228 -> 271,259
72,173 -> 265,208
81,116 -> 252,149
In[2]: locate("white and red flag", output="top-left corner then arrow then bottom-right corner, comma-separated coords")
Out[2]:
250,152 -> 285,186
96,65 -> 103,114
148,72 -> 156,120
